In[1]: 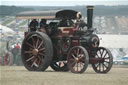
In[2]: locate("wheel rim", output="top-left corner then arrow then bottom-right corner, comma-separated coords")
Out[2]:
92,47 -> 113,73
68,47 -> 88,73
23,34 -> 45,70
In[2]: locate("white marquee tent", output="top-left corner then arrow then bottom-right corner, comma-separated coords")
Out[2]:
98,34 -> 128,48
0,24 -> 15,34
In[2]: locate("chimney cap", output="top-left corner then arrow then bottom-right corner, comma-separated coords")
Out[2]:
87,6 -> 94,9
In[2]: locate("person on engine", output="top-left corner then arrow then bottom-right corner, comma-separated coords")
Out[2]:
29,19 -> 38,32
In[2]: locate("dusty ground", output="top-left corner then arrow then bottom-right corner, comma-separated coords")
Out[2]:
0,66 -> 128,85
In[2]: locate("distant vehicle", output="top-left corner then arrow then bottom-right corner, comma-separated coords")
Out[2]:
16,6 -> 113,73
119,32 -> 128,35
120,56 -> 128,63
114,56 -> 128,65
113,59 -> 124,65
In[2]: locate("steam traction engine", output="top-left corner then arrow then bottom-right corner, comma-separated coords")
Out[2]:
17,6 -> 113,73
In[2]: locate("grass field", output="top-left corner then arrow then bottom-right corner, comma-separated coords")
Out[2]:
2,19 -> 13,25
0,66 -> 128,85
0,42 -> 6,55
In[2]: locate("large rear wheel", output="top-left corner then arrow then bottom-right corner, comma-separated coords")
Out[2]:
21,32 -> 53,71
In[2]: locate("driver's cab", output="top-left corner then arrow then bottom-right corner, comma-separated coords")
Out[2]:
16,10 -> 87,37
55,10 -> 83,37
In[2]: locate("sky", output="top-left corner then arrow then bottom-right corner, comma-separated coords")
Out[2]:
0,0 -> 128,6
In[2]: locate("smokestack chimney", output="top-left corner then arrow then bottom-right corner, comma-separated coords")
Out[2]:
87,6 -> 94,29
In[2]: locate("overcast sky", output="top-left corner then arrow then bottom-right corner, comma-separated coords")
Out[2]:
1,0 -> 128,6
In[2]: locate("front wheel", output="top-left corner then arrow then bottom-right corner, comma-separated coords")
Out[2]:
67,46 -> 89,73
92,47 -> 113,73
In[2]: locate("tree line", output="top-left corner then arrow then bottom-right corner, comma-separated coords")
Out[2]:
0,5 -> 128,16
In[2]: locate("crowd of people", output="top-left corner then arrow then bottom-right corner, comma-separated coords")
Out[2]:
0,42 -> 22,66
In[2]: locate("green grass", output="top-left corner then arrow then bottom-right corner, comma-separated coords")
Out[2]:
1,66 -> 128,85
0,42 -> 6,55
18,20 -> 27,27
2,19 -> 13,25
0,16 -> 5,19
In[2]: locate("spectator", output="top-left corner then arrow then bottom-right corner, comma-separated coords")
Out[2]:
12,43 -> 20,65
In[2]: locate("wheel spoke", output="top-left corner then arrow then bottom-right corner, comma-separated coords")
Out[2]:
76,63 -> 78,72
29,54 -> 33,57
38,41 -> 43,49
73,49 -> 77,55
103,52 -> 108,58
104,57 -> 110,59
38,55 -> 42,60
26,56 -> 34,62
30,48 -> 33,51
79,49 -> 83,55
80,57 -> 85,62
104,61 -> 109,63
96,63 -> 99,68
38,55 -> 44,63
71,54 -> 76,59
96,53 -> 100,58
79,54 -> 84,59
31,59 -> 39,67
77,48 -> 79,57
36,59 -> 41,66
70,58 -> 75,62
80,62 -> 82,69
31,37 -> 36,48
24,51 -> 32,54
37,55 -> 43,66
31,37 -> 36,43
38,53 -> 45,56
26,42 -> 34,48
102,63 -> 108,69
39,47 -> 45,51
71,61 -> 76,67
34,62 -> 39,67
101,49 -> 104,58
99,50 -> 102,57
36,38 -> 39,48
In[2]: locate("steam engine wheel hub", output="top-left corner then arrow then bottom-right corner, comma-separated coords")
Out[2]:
75,58 -> 79,62
32,49 -> 39,55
